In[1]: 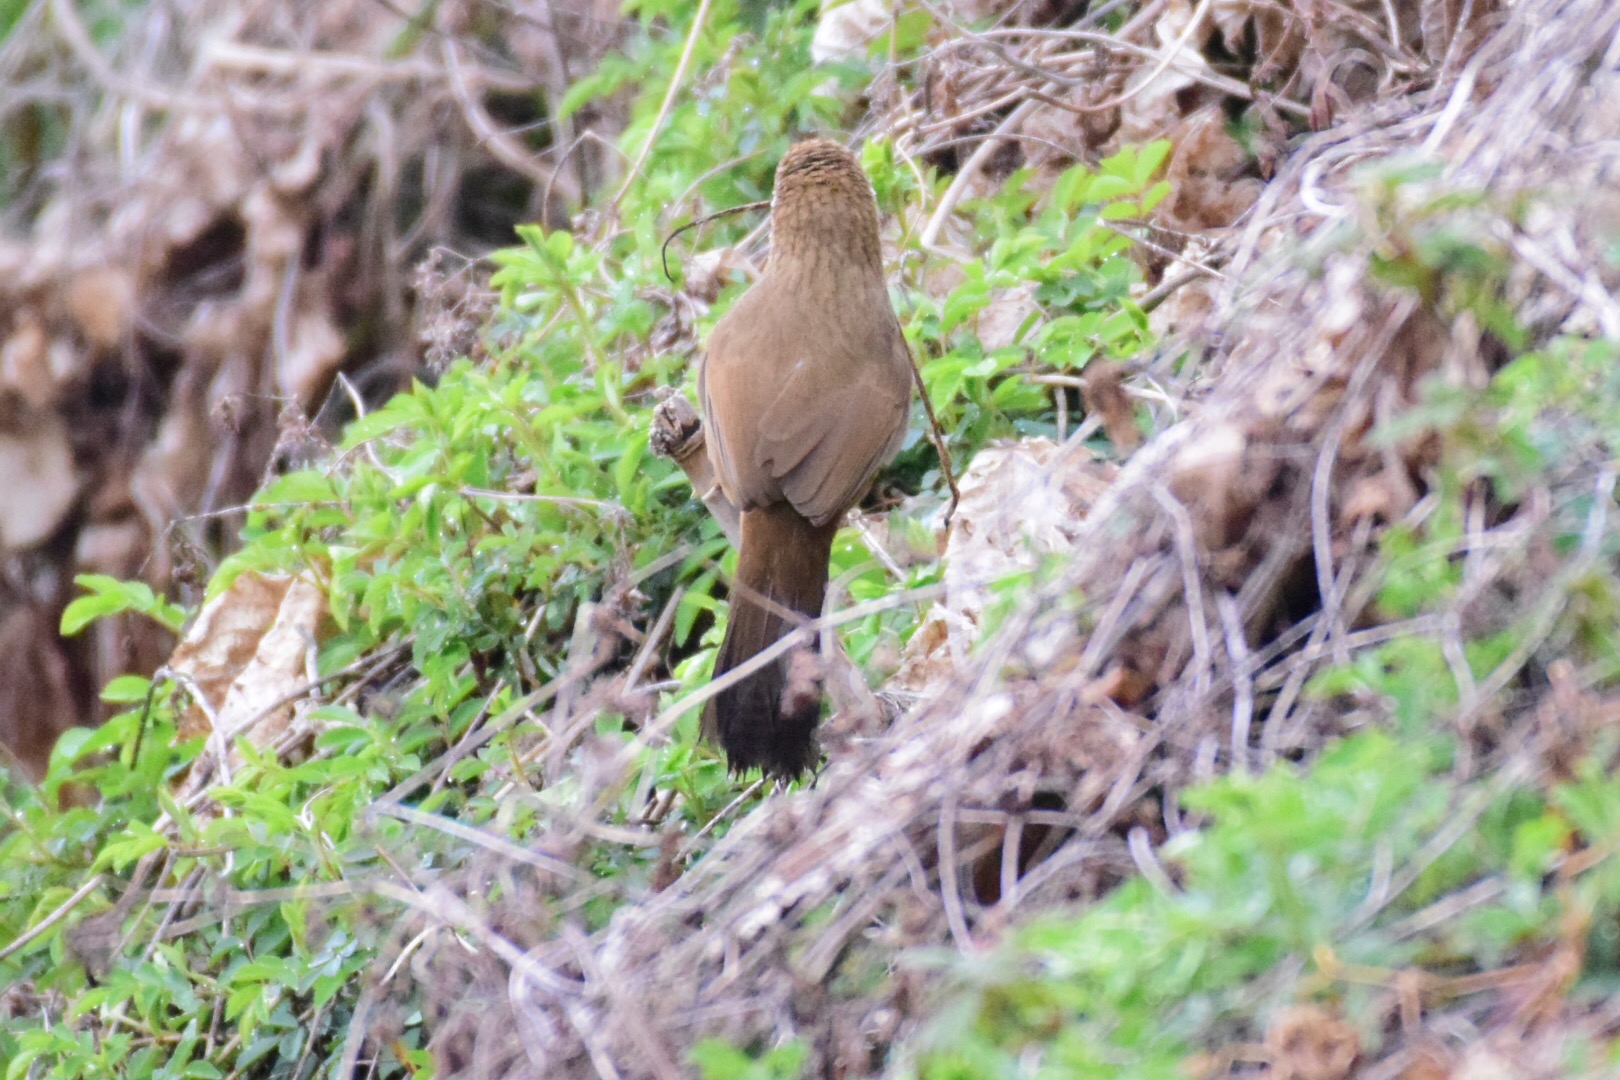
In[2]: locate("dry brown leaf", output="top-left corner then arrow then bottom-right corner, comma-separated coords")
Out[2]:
1115,1 -> 1226,147
1160,106 -> 1264,232
1452,1045 -> 1514,1080
0,412 -> 81,551
0,604 -> 81,779
170,572 -> 299,743
1,317 -> 59,411
1081,359 -> 1142,452
1342,468 -> 1417,526
1166,420 -> 1247,544
887,613 -> 951,693
975,283 -> 1039,352
1082,662 -> 1154,708
1213,0 -> 1304,85
1263,1004 -> 1359,1080
171,571 -> 329,792
1019,88 -> 1122,167
74,519 -> 150,580
684,247 -> 758,304
0,316 -> 83,412
279,306 -> 347,407
169,573 -> 319,734
1397,1042 -> 1456,1080
66,267 -> 137,351
1147,272 -> 1216,341
920,259 -> 967,305
810,0 -> 894,65
206,573 -> 326,744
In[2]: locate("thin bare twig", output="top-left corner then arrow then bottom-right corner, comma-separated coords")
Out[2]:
611,0 -> 714,210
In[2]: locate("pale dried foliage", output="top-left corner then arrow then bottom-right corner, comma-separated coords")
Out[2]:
167,570 -> 328,796
0,0 -> 626,775
355,0 -> 1620,1075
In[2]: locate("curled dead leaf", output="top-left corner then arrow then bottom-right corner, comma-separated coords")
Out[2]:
1160,107 -> 1264,232
1264,1004 -> 1359,1080
1081,359 -> 1143,452
0,412 -> 81,551
0,316 -> 56,410
279,306 -> 347,407
0,604 -> 81,779
684,247 -> 757,305
975,283 -> 1039,352
67,267 -> 137,351
810,0 -> 893,65
170,572 -> 330,795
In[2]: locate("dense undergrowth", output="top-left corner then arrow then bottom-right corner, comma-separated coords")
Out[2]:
5,0 -> 1620,1076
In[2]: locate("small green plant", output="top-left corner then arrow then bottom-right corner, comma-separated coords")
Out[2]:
59,574 -> 187,637
691,1037 -> 808,1080
868,141 -> 1169,470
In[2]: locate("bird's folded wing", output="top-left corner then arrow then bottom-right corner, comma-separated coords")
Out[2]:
758,356 -> 910,527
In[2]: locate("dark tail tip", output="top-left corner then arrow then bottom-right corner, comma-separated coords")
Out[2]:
705,641 -> 822,780
706,647 -> 822,780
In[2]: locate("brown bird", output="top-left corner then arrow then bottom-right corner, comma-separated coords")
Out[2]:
699,139 -> 912,779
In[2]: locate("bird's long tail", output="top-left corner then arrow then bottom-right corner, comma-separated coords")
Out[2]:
702,503 -> 838,779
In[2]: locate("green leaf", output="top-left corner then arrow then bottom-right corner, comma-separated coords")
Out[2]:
61,574 -> 186,636
101,675 -> 153,704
